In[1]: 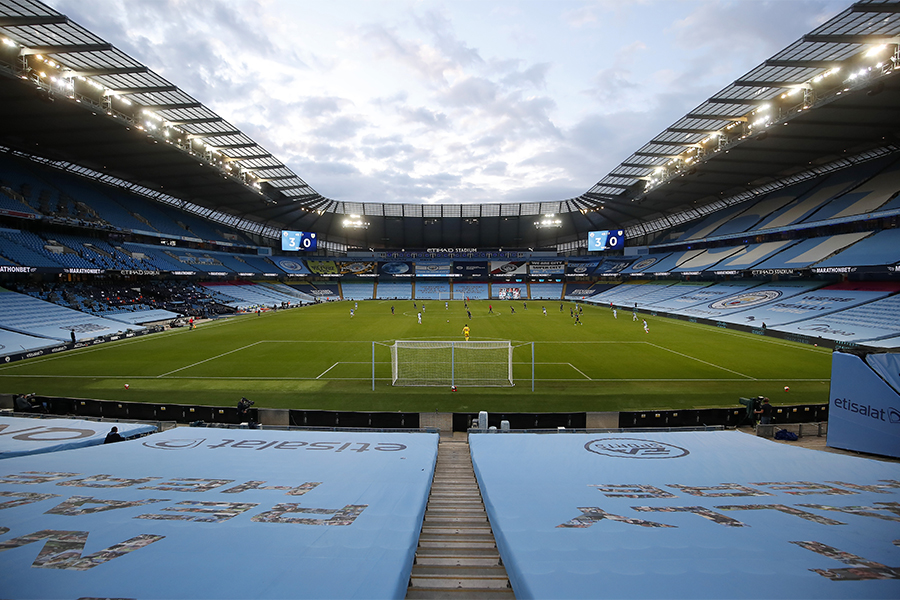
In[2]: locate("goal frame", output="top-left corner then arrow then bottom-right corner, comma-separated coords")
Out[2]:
438,292 -> 471,301
390,340 -> 514,387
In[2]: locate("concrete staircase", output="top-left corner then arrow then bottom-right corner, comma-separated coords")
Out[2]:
407,436 -> 514,599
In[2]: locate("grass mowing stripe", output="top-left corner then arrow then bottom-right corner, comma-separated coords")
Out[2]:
157,341 -> 264,377
0,299 -> 832,411
645,342 -> 756,380
660,316 -> 831,354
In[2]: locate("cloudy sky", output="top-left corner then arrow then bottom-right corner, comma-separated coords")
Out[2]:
48,0 -> 847,205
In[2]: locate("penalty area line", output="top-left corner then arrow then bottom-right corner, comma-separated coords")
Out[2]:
646,342 -> 756,380
317,363 -> 340,379
157,341 -> 264,378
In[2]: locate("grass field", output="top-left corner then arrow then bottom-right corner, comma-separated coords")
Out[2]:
0,299 -> 833,413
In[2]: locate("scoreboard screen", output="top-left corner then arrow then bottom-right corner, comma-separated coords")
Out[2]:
587,230 -> 624,252
281,231 -> 317,251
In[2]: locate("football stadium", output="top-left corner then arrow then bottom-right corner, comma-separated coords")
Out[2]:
0,1 -> 899,598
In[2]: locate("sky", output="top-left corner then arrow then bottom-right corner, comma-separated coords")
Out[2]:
48,0 -> 849,205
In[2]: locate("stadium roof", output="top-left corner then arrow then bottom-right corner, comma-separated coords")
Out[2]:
0,0 -> 899,250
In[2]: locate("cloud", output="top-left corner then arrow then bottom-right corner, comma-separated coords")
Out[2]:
40,0 -> 853,208
299,97 -> 347,118
401,106 -> 449,128
414,9 -> 484,69
361,22 -> 454,85
500,62 -> 550,90
311,116 -> 368,142
440,77 -> 499,108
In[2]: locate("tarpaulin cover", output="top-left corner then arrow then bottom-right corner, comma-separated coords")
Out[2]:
0,428 -> 438,599
0,416 -> 156,459
470,430 -> 900,599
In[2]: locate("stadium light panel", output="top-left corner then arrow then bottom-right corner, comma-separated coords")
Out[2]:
865,44 -> 888,57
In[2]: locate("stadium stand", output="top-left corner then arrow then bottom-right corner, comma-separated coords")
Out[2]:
711,282 -> 900,328
803,155 -> 900,223
703,240 -> 800,272
470,431 -> 900,600
289,282 -> 341,301
811,228 -> 900,268
618,252 -> 673,275
199,282 -> 303,310
18,281 -> 181,325
238,254 -> 282,275
340,281 -> 375,300
0,416 -> 156,458
415,281 -> 450,300
669,246 -> 747,273
673,281 -> 823,320
624,281 -> 709,309
642,281 -> 758,314
492,283 -> 527,299
0,184 -> 40,217
0,287 -> 144,342
528,282 -> 564,300
451,282 -> 489,300
564,282 -> 617,300
375,281 -> 413,300
774,291 -> 900,345
743,156 -> 893,233
0,232 -> 63,269
588,280 -> 674,306
0,428 -> 439,599
123,243 -> 195,271
259,281 -> 316,303
0,327 -> 61,356
742,232 -> 873,271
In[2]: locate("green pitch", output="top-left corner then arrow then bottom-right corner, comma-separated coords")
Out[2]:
0,299 -> 832,413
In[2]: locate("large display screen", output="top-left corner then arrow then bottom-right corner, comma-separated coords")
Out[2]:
587,229 -> 624,251
281,230 -> 317,251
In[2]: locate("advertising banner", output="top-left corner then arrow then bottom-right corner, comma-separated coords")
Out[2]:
565,261 -> 599,276
490,261 -> 527,276
453,261 -> 489,278
415,260 -> 453,277
273,258 -> 311,275
306,261 -> 339,275
338,261 -> 376,275
828,351 -> 900,458
528,261 -> 566,276
378,261 -> 414,276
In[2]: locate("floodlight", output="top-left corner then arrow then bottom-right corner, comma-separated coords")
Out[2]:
865,44 -> 887,58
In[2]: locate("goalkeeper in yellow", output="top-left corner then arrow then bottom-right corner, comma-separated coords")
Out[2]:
462,324 -> 470,341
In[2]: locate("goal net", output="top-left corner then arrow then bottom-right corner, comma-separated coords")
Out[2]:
439,292 -> 471,301
391,341 -> 513,387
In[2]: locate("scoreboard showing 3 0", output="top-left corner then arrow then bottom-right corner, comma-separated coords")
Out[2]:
587,230 -> 624,251
281,230 -> 317,251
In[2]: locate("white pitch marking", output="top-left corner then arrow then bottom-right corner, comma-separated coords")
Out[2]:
646,342 -> 756,379
566,363 -> 592,380
316,362 -> 341,379
157,341 -> 264,377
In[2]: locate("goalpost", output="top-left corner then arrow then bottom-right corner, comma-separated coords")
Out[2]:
439,291 -> 470,301
391,340 -> 514,387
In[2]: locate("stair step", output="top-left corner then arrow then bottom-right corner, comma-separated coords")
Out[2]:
409,566 -> 510,589
421,527 -> 493,536
406,588 -> 515,599
415,549 -> 501,565
406,440 -> 511,600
